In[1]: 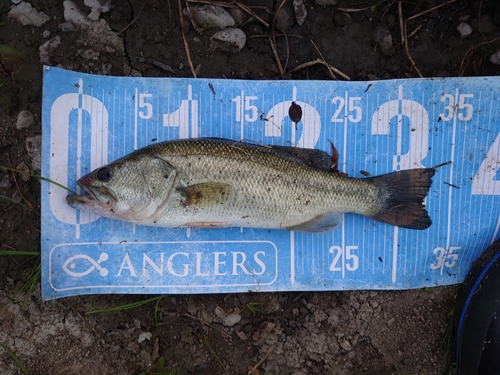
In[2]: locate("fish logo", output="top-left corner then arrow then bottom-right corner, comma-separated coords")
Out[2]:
62,253 -> 109,277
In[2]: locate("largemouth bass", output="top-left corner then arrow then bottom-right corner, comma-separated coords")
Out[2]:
66,138 -> 441,232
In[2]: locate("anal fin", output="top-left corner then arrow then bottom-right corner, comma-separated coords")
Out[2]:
285,212 -> 343,233
179,182 -> 231,207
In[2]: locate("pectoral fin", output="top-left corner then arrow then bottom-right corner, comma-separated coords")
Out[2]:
285,212 -> 343,233
179,182 -> 231,207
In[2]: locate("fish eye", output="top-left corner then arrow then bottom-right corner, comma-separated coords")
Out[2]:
96,166 -> 112,182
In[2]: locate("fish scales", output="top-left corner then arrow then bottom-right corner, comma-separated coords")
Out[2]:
143,139 -> 382,226
67,138 -> 440,232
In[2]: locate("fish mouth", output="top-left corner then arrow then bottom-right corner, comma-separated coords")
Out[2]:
66,180 -> 116,210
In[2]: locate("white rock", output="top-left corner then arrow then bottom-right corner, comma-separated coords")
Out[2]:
8,1 -> 50,27
25,134 -> 42,172
42,30 -> 50,38
490,50 -> 500,65
191,5 -> 235,29
16,110 -> 34,130
137,331 -> 152,343
293,0 -> 308,26
457,22 -> 472,38
0,175 -> 12,189
211,28 -> 246,52
228,7 -> 246,26
39,35 -> 61,65
77,48 -> 99,59
64,0 -> 92,28
84,0 -> 112,13
223,311 -> 241,327
87,9 -> 100,21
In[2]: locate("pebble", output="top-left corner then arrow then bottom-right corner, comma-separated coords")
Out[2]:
374,24 -> 394,56
0,175 -> 12,189
211,28 -> 246,53
77,48 -> 99,59
16,110 -> 34,130
64,0 -> 92,28
137,331 -> 152,343
191,5 -> 235,29
315,0 -> 339,5
84,0 -> 111,13
87,9 -> 100,21
293,0 -> 308,26
457,22 -> 473,38
489,50 -> 500,65
39,35 -> 61,64
8,1 -> 50,27
228,7 -> 246,27
42,30 -> 50,38
25,134 -> 42,172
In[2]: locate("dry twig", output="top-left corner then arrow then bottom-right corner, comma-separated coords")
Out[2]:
407,0 -> 457,21
290,58 -> 351,80
398,1 -> 422,78
178,0 -> 197,78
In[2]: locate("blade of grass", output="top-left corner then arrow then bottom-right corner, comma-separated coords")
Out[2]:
0,44 -> 25,60
201,334 -> 230,375
0,250 -> 40,256
15,263 -> 41,310
86,295 -> 162,314
0,166 -> 76,194
0,343 -> 29,375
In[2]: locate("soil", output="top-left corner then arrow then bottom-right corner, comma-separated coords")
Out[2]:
1,0 -> 499,374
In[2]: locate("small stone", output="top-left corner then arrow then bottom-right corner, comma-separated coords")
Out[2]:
16,162 -> 30,182
223,311 -> 241,327
0,175 -> 12,189
374,24 -> 394,56
211,28 -> 246,53
16,110 -> 34,130
8,1 -> 50,27
59,21 -> 76,32
490,50 -> 500,65
84,0 -> 112,13
42,30 -> 51,38
77,48 -> 99,59
25,135 -> 42,172
457,22 -> 473,38
137,331 -> 151,343
340,340 -> 353,351
191,5 -> 235,29
64,0 -> 92,28
315,0 -> 339,4
39,35 -> 61,64
236,331 -> 248,341
293,0 -> 308,26
87,9 -> 100,21
228,8 -> 246,26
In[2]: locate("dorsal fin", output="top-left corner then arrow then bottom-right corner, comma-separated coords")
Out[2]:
268,145 -> 332,171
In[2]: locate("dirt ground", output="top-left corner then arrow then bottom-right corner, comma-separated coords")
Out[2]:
1,0 -> 500,374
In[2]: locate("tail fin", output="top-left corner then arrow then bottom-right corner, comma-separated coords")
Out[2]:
369,167 -> 440,230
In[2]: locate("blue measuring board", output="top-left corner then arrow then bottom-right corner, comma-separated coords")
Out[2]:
41,66 -> 500,300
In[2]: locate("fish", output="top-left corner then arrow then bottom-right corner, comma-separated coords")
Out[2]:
66,138 -> 443,233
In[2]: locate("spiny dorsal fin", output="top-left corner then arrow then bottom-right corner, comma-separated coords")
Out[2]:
269,145 -> 333,171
